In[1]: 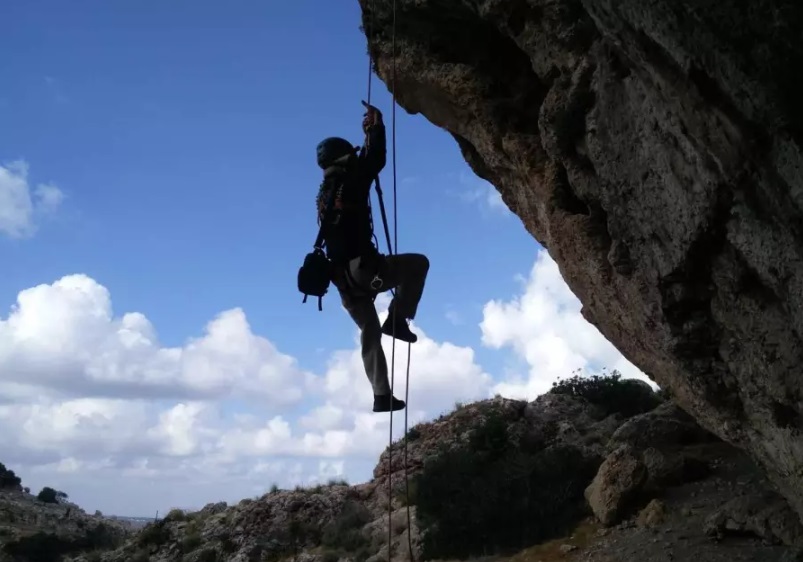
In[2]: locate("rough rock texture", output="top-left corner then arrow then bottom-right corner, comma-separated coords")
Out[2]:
585,402 -> 713,525
358,0 -> 803,522
492,441 -> 799,561
636,498 -> 667,528
586,444 -> 649,525
705,491 -> 803,546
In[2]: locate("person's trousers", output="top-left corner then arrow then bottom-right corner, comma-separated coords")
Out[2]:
336,252 -> 430,395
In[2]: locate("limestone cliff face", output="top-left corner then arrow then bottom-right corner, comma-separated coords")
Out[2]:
358,0 -> 803,520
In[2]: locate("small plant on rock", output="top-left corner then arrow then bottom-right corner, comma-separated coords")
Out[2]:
321,550 -> 340,562
164,508 -> 189,522
549,369 -> 662,418
36,486 -> 59,504
137,521 -> 171,547
406,426 -> 422,441
197,548 -> 219,562
0,463 -> 22,489
394,478 -> 418,507
131,550 -> 150,562
219,531 -> 237,554
321,501 -> 372,553
181,531 -> 202,552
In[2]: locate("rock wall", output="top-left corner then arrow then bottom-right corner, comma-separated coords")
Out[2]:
357,0 -> 803,520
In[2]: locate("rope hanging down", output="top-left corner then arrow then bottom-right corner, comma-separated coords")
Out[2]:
365,1 -> 415,561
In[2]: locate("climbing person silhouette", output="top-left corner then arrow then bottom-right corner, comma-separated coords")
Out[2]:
314,101 -> 430,413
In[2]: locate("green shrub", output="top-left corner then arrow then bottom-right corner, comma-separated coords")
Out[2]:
286,517 -> 322,549
137,521 -> 171,547
549,369 -> 662,418
197,548 -> 219,562
164,508 -> 188,522
36,486 -> 58,504
321,550 -> 340,562
1,523 -> 123,562
82,523 -> 120,550
0,463 -> 21,489
321,501 -> 372,553
2,532 -> 73,562
406,426 -> 422,441
219,531 -> 237,553
394,478 -> 418,507
414,406 -> 600,560
182,532 -> 202,552
131,550 -> 150,562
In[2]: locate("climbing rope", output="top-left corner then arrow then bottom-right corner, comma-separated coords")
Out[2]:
365,1 -> 415,561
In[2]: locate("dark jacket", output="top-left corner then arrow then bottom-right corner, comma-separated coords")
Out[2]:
318,123 -> 387,264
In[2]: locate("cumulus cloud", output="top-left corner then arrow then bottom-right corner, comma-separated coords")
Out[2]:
480,250 -> 656,399
0,249 -> 654,516
0,274 -> 315,405
0,160 -> 64,238
0,272 -> 494,515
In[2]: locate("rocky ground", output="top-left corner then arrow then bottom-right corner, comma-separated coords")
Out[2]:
510,442 -> 801,562
54,378 -> 803,562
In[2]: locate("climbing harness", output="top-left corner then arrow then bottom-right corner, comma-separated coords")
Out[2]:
365,1 -> 416,561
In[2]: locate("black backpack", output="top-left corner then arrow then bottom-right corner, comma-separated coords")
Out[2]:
297,177 -> 341,310
297,247 -> 331,311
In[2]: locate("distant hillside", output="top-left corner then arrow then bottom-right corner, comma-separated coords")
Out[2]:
104,517 -> 152,531
0,466 -> 133,562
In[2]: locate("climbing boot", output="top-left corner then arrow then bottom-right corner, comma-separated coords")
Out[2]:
381,307 -> 418,343
373,394 -> 406,412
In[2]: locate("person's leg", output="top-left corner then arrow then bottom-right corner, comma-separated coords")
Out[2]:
378,253 -> 430,341
338,284 -> 405,412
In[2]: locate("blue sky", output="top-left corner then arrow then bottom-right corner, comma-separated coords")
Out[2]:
0,0 -> 536,363
0,1 -> 648,516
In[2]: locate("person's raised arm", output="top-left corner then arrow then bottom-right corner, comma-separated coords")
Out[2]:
358,100 -> 386,180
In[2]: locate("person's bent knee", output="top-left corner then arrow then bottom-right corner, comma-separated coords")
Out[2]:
413,253 -> 429,273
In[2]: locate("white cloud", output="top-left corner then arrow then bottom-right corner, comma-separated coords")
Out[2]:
0,272 -> 494,515
480,250 -> 656,399
0,160 -> 64,238
0,273 -> 316,405
0,250 -> 653,517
